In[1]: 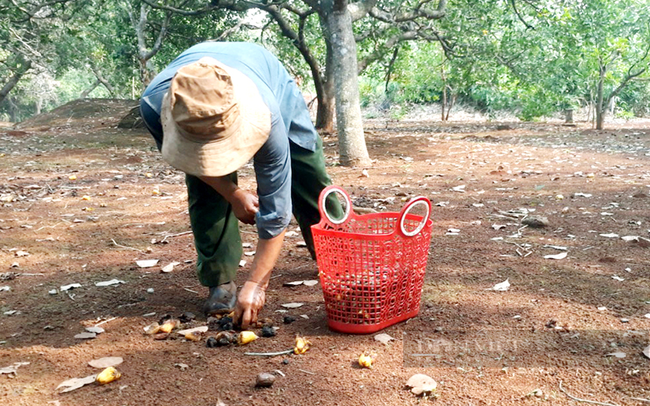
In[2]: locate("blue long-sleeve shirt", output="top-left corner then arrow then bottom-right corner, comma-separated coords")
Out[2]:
141,42 -> 318,239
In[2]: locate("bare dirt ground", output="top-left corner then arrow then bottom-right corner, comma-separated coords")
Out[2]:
1,99 -> 650,405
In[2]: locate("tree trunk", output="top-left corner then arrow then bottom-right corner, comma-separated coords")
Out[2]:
313,25 -> 335,133
608,96 -> 617,115
385,47 -> 399,93
446,92 -> 456,121
90,64 -> 116,97
129,3 -> 169,89
0,59 -> 32,106
441,65 -> 447,121
7,97 -> 18,122
564,109 -> 574,123
139,58 -> 156,88
316,79 -> 336,133
80,79 -> 101,99
321,2 -> 371,166
596,63 -> 605,130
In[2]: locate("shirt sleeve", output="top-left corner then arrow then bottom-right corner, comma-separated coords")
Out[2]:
253,109 -> 292,239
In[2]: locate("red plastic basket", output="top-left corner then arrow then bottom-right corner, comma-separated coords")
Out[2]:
311,186 -> 433,334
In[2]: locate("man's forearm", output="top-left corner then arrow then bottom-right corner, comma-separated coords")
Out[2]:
248,229 -> 286,287
199,175 -> 239,204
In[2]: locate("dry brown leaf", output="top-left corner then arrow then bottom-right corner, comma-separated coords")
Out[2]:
88,357 -> 123,369
406,373 -> 437,395
56,374 -> 97,393
74,332 -> 96,339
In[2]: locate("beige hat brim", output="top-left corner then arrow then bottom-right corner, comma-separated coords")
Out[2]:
160,58 -> 271,177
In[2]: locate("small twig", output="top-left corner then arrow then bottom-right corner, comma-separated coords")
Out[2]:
244,349 -> 293,357
183,288 -> 199,294
17,273 -> 45,276
95,317 -> 117,327
628,397 -> 650,403
160,230 -> 192,244
559,380 -> 619,406
298,369 -> 316,375
36,222 -> 65,231
110,239 -> 145,253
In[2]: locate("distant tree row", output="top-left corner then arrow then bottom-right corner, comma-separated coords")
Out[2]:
1,0 -> 649,163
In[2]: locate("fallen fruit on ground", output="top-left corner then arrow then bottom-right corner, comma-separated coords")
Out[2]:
159,319 -> 180,333
294,335 -> 311,354
358,353 -> 373,369
238,331 -> 258,345
143,322 -> 160,335
406,373 -> 437,396
255,372 -> 275,388
261,325 -> 276,337
96,367 -> 121,384
184,332 -> 203,342
215,331 -> 236,346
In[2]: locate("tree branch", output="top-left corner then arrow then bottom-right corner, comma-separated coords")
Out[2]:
510,0 -> 534,30
140,0 -> 220,15
357,30 -> 417,73
89,62 -> 116,97
606,44 -> 650,104
213,20 -> 261,41
142,10 -> 172,60
7,26 -> 43,58
349,0 -> 379,21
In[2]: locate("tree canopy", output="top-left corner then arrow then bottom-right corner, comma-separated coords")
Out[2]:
1,0 -> 649,157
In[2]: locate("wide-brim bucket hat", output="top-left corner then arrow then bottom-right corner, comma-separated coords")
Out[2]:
160,57 -> 271,177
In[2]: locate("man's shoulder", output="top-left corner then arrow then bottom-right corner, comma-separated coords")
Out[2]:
189,41 -> 273,56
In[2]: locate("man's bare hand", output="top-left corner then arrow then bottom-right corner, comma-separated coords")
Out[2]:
234,280 -> 266,329
231,189 -> 259,225
199,176 -> 259,225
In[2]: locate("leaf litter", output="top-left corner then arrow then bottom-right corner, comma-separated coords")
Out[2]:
161,262 -> 180,273
374,333 -> 394,345
406,373 -> 437,396
88,357 -> 123,369
281,303 -> 305,308
544,252 -> 568,260
0,362 -> 30,376
95,279 -> 125,287
488,279 -> 510,291
56,374 -> 97,393
136,259 -> 159,268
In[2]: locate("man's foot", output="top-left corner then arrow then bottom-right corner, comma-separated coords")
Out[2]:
203,281 -> 237,316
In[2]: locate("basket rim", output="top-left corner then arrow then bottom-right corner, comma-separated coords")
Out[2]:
312,212 -> 433,240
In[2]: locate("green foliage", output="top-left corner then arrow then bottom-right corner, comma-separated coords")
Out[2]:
2,0 -> 650,124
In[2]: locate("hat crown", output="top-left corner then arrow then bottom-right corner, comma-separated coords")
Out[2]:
160,56 -> 271,177
170,59 -> 239,138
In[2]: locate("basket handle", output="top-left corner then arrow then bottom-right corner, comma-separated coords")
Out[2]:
397,196 -> 431,237
318,185 -> 352,226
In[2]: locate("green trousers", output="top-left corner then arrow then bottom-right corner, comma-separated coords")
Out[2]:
185,137 -> 342,287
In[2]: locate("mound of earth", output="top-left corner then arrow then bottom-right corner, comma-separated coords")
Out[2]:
15,98 -> 139,130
